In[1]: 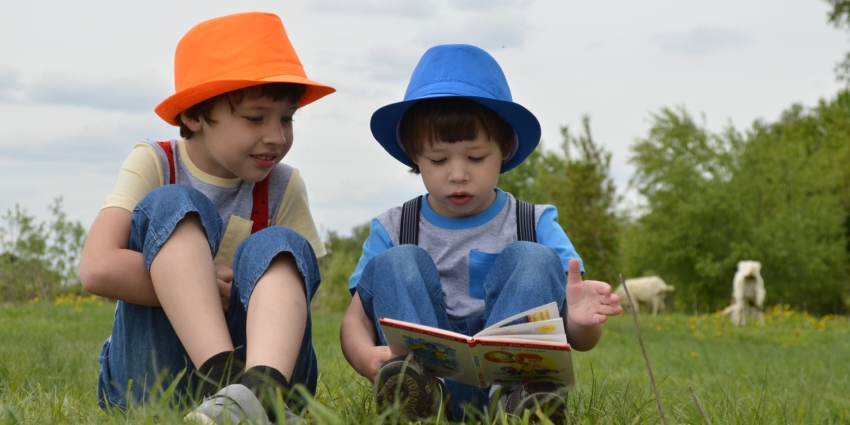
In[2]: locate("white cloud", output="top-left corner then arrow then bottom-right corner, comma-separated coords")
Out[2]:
449,0 -> 531,11
356,48 -> 420,83
0,106 -> 174,164
415,13 -> 532,50
307,0 -> 434,18
0,68 -> 23,102
27,74 -> 170,113
0,0 -> 846,238
0,157 -> 118,233
657,26 -> 752,56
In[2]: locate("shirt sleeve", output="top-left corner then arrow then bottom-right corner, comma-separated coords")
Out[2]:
274,168 -> 327,257
536,205 -> 584,275
348,218 -> 394,295
102,142 -> 163,212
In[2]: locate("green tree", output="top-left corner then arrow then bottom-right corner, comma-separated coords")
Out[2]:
625,107 -> 741,312
500,116 -> 621,285
731,97 -> 850,313
826,0 -> 850,82
0,197 -> 86,303
314,223 -> 370,312
625,97 -> 850,315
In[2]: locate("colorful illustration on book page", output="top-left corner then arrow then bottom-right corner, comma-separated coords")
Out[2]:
484,350 -> 565,383
403,336 -> 460,372
526,310 -> 552,323
534,324 -> 558,333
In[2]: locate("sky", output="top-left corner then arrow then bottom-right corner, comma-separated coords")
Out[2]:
0,0 -> 847,238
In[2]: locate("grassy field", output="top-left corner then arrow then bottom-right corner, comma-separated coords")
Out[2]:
1,296 -> 849,424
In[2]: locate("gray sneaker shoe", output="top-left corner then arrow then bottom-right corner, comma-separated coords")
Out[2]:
374,354 -> 446,420
184,383 -> 270,425
499,381 -> 568,424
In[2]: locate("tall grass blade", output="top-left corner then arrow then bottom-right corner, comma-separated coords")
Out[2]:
620,274 -> 667,425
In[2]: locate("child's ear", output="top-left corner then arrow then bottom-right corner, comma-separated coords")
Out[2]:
180,112 -> 203,132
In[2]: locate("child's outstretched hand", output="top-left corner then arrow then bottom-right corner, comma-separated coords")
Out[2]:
566,258 -> 622,326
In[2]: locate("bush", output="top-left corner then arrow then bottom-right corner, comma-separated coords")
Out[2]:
0,198 -> 86,304
313,223 -> 370,313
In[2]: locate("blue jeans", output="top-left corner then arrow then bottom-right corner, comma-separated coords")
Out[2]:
97,185 -> 321,410
356,242 -> 566,418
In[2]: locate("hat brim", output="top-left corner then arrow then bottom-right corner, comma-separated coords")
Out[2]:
155,75 -> 336,126
370,95 -> 541,173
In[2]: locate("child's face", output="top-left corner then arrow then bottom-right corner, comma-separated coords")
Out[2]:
415,130 -> 504,219
182,96 -> 298,182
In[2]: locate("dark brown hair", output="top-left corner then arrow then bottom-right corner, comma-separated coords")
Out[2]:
178,83 -> 307,139
397,97 -> 515,174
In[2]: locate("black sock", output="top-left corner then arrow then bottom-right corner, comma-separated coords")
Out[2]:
238,365 -> 291,422
194,350 -> 244,398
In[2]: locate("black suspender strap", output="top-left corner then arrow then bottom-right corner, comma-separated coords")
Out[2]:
515,199 -> 537,242
399,196 -> 422,245
398,196 -> 536,245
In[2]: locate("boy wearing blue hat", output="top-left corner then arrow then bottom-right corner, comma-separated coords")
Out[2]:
340,44 -> 623,422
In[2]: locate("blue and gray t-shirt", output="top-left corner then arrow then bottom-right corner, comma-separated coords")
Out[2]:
349,189 -> 583,320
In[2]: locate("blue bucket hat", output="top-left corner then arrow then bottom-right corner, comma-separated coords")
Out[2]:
370,44 -> 541,172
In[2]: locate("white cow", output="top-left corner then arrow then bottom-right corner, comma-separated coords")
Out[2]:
614,276 -> 675,316
729,260 -> 765,326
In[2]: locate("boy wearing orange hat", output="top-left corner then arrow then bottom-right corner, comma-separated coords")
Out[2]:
78,12 -> 334,423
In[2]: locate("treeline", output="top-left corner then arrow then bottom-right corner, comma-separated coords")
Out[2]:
2,96 -> 848,316
625,95 -> 850,315
317,92 -> 850,316
0,198 -> 86,303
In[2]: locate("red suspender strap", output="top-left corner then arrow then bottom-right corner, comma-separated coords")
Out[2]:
156,141 -> 176,184
250,176 -> 270,234
157,140 -> 269,234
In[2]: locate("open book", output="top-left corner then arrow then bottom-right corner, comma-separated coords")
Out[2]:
379,302 -> 575,389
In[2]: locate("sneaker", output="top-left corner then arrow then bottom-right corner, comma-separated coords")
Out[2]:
500,381 -> 568,424
184,383 -> 270,424
374,354 -> 445,420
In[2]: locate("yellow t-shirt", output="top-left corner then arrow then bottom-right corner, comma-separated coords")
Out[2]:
103,139 -> 326,267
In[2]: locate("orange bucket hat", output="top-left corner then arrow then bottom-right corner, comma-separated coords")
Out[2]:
155,12 -> 335,126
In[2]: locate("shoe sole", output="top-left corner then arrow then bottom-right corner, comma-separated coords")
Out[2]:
375,359 -> 440,419
515,393 -> 568,424
183,411 -> 217,425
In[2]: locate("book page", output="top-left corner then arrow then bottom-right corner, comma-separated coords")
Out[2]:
476,302 -> 562,337
380,319 -> 483,386
480,334 -> 566,343
475,317 -> 566,340
472,340 -> 575,390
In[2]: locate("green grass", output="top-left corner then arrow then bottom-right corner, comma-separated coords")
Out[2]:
1,298 -> 849,424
